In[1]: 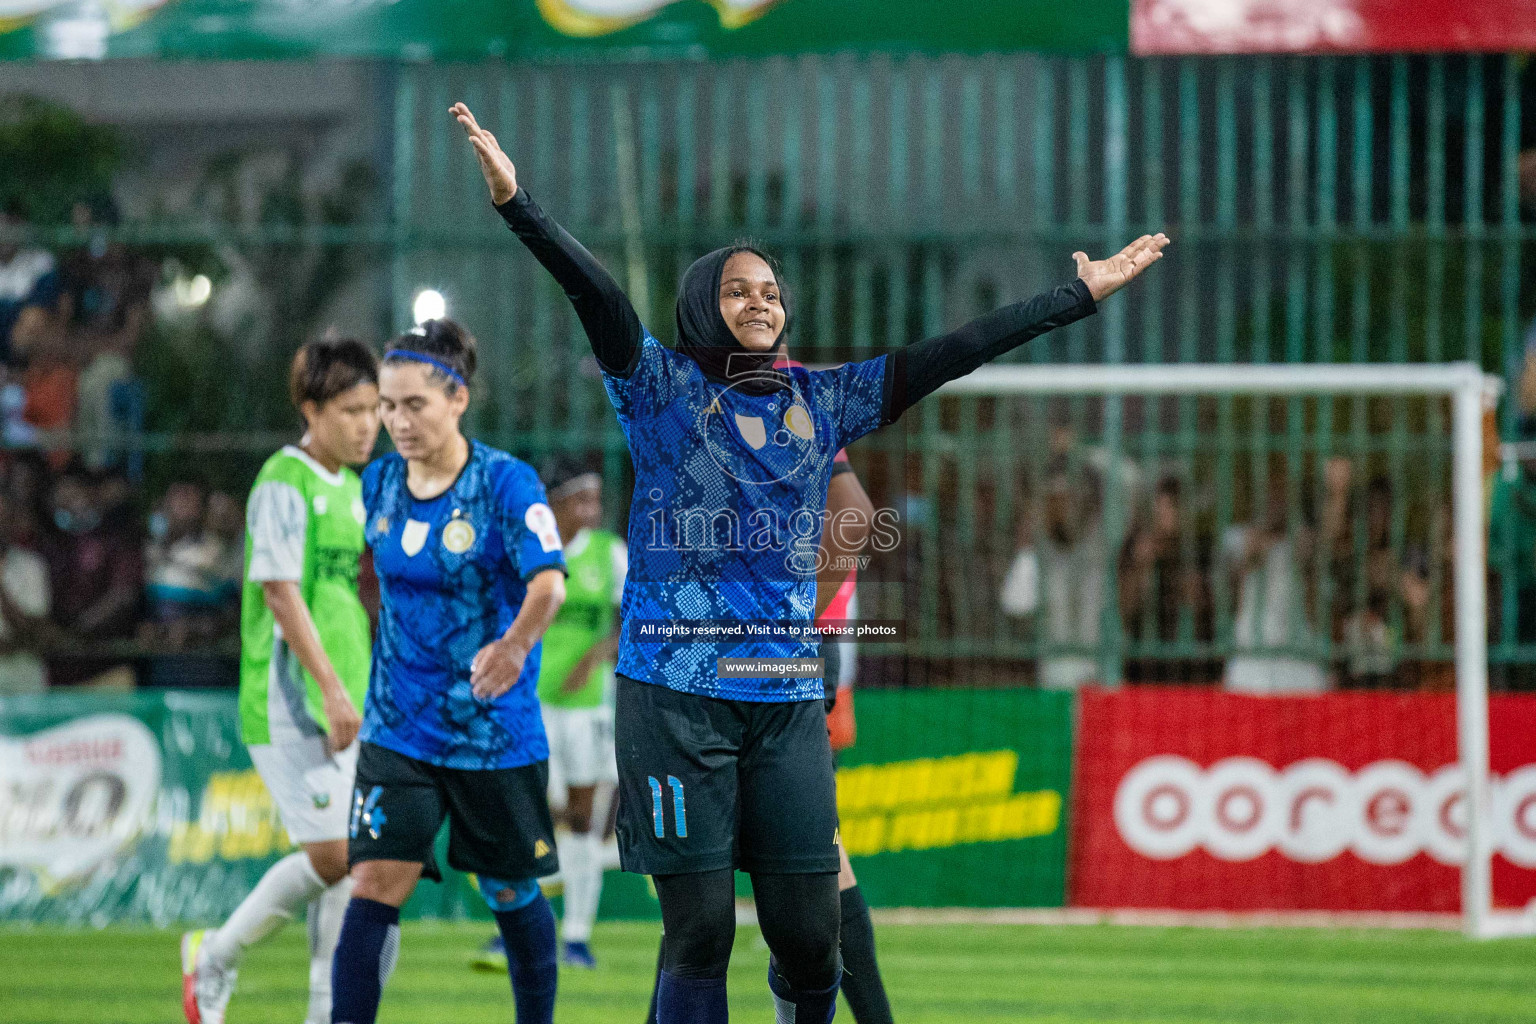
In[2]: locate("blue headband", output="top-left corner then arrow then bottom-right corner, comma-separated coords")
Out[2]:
384,349 -> 466,388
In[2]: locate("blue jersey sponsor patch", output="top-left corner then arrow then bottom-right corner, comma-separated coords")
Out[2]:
361,441 -> 567,769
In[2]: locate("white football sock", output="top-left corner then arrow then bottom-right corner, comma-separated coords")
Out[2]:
204,851 -> 326,970
304,875 -> 355,1024
555,833 -> 589,942
559,833 -> 603,944
579,833 -> 606,941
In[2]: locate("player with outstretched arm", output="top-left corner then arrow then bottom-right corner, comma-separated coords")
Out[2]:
454,100 -> 1166,1024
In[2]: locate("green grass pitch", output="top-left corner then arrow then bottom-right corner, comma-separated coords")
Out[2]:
1,920 -> 1531,1023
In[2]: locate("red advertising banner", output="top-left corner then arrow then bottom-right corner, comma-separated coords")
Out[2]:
1069,689 -> 1536,913
1132,0 -> 1536,55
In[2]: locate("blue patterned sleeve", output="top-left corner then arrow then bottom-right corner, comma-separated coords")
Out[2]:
494,462 -> 568,581
815,355 -> 890,450
601,330 -> 686,422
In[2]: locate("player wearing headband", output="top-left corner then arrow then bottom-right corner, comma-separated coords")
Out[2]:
329,318 -> 568,1024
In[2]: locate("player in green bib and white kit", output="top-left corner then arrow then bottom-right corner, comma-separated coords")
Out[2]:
182,337 -> 381,1024
539,458 -> 626,969
474,456 -> 625,972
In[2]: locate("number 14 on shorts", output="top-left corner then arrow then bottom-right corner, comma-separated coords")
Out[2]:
648,775 -> 687,838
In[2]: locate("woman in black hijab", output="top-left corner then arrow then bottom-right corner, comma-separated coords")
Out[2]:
453,101 -> 1166,1024
674,243 -> 791,393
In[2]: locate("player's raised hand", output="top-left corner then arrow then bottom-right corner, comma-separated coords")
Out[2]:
1073,233 -> 1170,302
470,635 -> 530,701
451,101 -> 518,205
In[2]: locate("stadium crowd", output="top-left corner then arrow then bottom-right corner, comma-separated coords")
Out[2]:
0,195 -> 254,694
0,452 -> 251,693
2,197 -> 148,462
995,420 -> 1531,693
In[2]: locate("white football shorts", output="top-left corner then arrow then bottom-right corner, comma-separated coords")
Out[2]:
542,705 -> 618,792
248,736 -> 359,845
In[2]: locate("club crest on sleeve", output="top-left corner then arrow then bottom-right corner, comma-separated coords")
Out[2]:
352,498 -> 366,524
373,515 -> 390,535
525,503 -> 562,553
401,519 -> 429,556
442,518 -> 476,554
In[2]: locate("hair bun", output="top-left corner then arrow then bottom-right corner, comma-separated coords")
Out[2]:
388,318 -> 478,388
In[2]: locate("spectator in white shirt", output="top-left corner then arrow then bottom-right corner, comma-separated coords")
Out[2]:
0,200 -> 62,368
1223,471 -> 1328,694
1002,460 -> 1107,690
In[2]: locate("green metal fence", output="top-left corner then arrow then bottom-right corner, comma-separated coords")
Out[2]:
383,53 -> 1529,376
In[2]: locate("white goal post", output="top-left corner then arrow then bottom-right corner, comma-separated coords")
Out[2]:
937,362 -> 1523,939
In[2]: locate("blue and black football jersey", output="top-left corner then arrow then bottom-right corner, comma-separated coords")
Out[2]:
607,333 -> 887,702
361,441 -> 568,769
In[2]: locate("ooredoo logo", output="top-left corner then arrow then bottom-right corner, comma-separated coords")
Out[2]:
1114,756 -> 1536,867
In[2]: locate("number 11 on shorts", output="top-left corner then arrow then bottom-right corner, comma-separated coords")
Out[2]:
648,775 -> 687,838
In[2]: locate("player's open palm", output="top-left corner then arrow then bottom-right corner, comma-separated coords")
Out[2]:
451,101 -> 518,205
1074,233 -> 1170,302
323,690 -> 361,752
471,636 -> 529,701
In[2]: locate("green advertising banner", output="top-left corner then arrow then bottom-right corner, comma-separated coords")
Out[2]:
0,688 -> 1065,925
0,0 -> 1128,62
832,688 -> 1074,908
0,691 -> 659,926
0,691 -> 289,926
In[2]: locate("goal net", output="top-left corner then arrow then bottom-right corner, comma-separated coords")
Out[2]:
847,362 -> 1532,937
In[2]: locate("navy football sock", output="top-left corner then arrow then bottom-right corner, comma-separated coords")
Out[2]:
768,955 -> 841,1024
330,897 -> 400,1024
493,892 -> 559,1024
838,887 -> 893,1024
656,970 -> 728,1024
